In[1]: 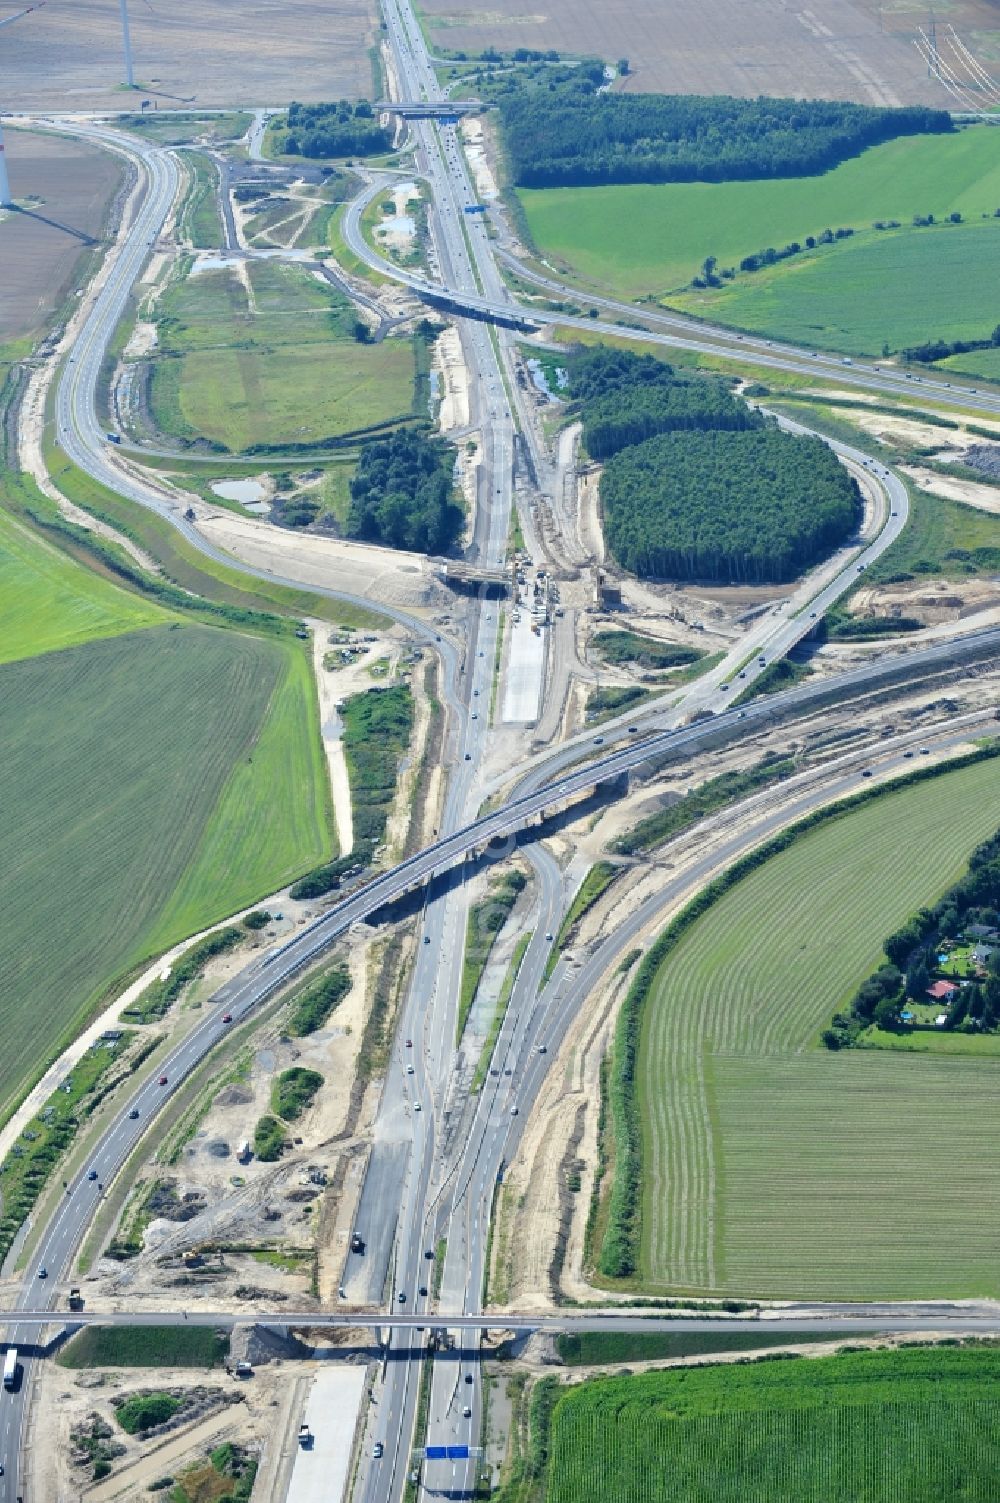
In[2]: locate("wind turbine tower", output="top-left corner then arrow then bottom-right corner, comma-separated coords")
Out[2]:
0,3 -> 45,209
119,0 -> 134,87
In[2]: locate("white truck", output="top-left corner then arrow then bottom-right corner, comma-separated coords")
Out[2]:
3,1348 -> 18,1390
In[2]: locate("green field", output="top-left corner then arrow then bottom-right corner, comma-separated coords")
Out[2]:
0,623 -> 331,1120
539,1344 -> 1000,1503
519,127 -> 1000,353
58,1324 -> 229,1368
630,756 -> 1000,1298
0,506 -> 166,663
672,221 -> 1000,356
942,345 -> 1000,379
554,1331 -> 835,1366
147,260 -> 416,451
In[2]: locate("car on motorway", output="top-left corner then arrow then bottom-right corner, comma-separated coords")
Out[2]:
414,1101 -> 422,1111
222,1013 -> 232,1023
628,726 -> 638,734
904,750 -> 914,758
406,1039 -> 413,1047
544,932 -> 553,941
593,736 -> 604,745
758,656 -> 766,666
37,1267 -> 47,1279
407,1064 -> 414,1075
419,1284 -> 428,1296
465,1372 -> 474,1384
537,1044 -> 547,1053
463,1406 -> 472,1418
87,1169 -> 98,1181
464,752 -> 471,760
425,1248 -> 434,1259
862,768 -> 873,778
511,1105 -> 519,1116
373,1442 -> 384,1460
920,746 -> 930,754
398,1290 -> 407,1303
129,1108 -> 139,1120
158,1075 -> 168,1086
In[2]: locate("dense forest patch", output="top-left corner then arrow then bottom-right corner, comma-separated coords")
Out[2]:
567,348 -> 858,584
346,428 -> 463,554
490,69 -> 951,188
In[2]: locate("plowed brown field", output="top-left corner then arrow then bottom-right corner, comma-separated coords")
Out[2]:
1,0 -> 376,111
421,0 -> 1000,107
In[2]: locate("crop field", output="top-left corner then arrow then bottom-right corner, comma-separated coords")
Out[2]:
942,345 -> 1000,380
0,505 -> 166,663
58,1325 -> 229,1368
147,260 -> 415,450
0,129 -> 122,346
542,1344 -> 1000,1503
673,222 -> 1000,356
519,129 -> 1000,352
0,623 -> 330,1120
634,755 -> 1000,1298
419,0 -> 949,105
1,0 -> 375,112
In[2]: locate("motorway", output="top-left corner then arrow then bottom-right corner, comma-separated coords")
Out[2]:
8,53 -> 1000,1503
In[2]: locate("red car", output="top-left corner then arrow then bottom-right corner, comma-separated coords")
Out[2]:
222,1014 -> 233,1024
158,1075 -> 168,1086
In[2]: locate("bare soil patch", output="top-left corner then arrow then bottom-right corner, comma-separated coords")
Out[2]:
0,129 -> 123,343
3,0 -> 377,111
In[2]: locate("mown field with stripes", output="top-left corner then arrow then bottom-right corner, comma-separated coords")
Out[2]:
543,1345 -> 1000,1503
636,755 -> 1000,1297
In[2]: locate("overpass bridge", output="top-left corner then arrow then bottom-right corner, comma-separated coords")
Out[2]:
1,1309 -> 997,1338
376,99 -> 482,117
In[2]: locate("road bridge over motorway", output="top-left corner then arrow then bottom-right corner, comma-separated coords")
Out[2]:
4,1309 -> 1000,1337
376,99 -> 482,116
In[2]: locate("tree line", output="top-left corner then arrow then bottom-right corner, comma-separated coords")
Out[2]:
567,347 -> 859,584
345,428 -> 463,555
825,821 -> 1000,1047
282,99 -> 391,159
488,74 -> 952,188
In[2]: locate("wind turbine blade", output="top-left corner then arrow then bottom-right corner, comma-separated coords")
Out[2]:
0,2 -> 45,32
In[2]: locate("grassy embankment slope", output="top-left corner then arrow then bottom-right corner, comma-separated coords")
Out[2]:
0,506 -> 332,1123
624,755 -> 1000,1299
147,259 -> 415,451
519,128 -> 1000,355
537,1345 -> 1000,1503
